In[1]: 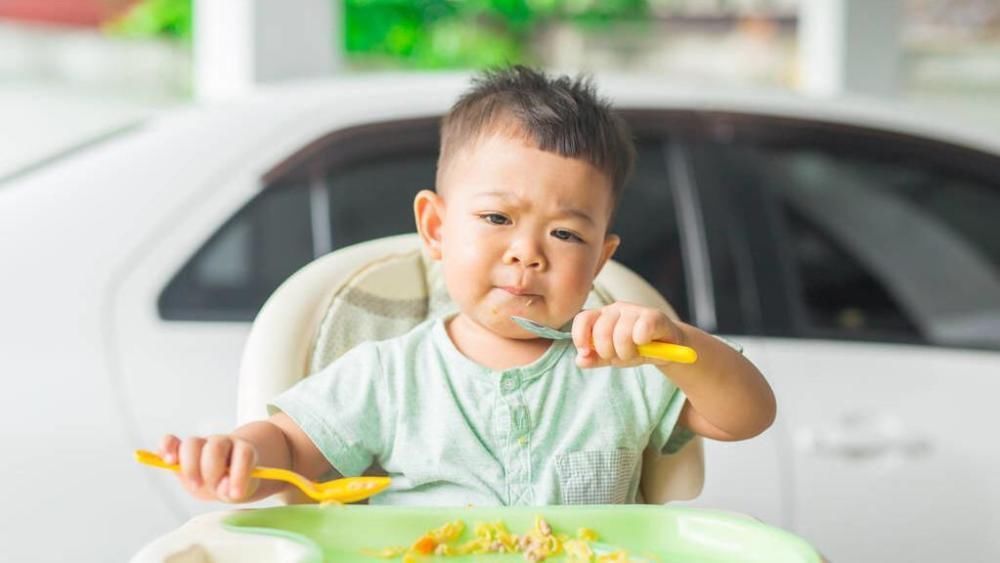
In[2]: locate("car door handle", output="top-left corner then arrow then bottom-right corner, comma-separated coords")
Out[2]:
797,412 -> 932,460
805,433 -> 931,460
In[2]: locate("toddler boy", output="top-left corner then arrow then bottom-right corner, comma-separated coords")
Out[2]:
160,66 -> 775,506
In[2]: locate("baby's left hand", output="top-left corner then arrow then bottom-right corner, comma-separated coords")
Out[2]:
572,302 -> 686,368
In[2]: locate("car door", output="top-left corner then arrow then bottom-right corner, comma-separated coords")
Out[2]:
689,113 -> 1000,563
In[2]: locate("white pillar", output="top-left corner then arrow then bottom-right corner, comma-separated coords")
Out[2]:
798,0 -> 901,98
194,0 -> 340,101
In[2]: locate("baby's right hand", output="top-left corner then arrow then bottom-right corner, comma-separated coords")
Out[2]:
159,434 -> 260,502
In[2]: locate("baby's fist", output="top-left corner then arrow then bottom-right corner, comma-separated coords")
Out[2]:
571,302 -> 684,368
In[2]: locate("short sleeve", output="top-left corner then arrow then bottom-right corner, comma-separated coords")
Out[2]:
643,366 -> 691,455
268,342 -> 390,477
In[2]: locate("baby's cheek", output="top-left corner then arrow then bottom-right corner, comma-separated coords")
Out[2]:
443,261 -> 478,295
565,280 -> 594,310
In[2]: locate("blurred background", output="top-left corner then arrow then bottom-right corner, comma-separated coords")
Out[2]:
4,2 -> 1000,563
2,0 -> 999,176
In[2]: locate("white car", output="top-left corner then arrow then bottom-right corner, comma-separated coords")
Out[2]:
2,73 -> 998,563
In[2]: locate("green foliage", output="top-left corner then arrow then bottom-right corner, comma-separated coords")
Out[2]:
105,0 -> 193,41
345,0 -> 528,68
346,0 -> 649,69
105,0 -> 650,68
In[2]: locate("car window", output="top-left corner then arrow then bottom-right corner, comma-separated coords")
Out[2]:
717,130 -> 1000,349
158,182 -> 314,321
158,119 -> 441,322
324,151 -> 437,251
160,121 -> 690,323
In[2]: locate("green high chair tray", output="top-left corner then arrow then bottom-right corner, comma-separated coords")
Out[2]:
222,504 -> 821,562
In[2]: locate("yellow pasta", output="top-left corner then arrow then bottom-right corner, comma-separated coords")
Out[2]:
366,515 -> 635,562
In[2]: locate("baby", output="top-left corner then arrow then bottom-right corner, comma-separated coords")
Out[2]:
160,66 -> 776,506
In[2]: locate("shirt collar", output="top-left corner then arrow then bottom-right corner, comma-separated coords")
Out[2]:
431,315 -> 571,381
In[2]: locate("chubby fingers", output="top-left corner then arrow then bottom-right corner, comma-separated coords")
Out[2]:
572,309 -> 599,366
158,433 -> 257,502
178,436 -> 207,490
573,307 -> 631,367
591,308 -> 621,362
612,308 -> 641,363
159,434 -> 181,464
226,440 -> 259,501
572,305 -> 676,368
176,435 -> 229,501
633,308 -> 674,347
197,436 -> 258,501
202,435 -> 233,498
632,309 -> 657,346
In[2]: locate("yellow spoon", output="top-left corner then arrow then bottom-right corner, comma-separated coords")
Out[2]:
134,449 -> 391,504
512,316 -> 698,364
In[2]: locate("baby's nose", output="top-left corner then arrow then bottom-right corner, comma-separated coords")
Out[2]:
504,241 -> 546,269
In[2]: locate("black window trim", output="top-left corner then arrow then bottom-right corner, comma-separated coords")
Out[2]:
666,139 -> 717,332
618,108 -> 755,332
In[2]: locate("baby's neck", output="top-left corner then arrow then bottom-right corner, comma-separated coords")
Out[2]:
445,314 -> 552,371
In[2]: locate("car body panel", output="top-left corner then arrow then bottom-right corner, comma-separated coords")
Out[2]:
762,338 -> 1000,562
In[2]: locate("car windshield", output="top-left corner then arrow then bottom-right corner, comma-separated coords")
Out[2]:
0,122 -> 143,188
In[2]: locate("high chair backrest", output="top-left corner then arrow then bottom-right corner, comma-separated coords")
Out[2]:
238,233 -> 704,503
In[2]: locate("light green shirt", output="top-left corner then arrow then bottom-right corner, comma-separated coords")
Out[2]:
270,316 -> 687,506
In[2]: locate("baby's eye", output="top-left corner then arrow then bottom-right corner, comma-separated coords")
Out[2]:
552,229 -> 583,243
481,213 -> 510,226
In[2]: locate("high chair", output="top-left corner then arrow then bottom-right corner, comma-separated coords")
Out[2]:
237,233 -> 704,504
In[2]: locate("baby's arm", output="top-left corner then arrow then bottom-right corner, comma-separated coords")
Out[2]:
572,302 -> 776,441
159,412 -> 334,503
663,322 -> 775,441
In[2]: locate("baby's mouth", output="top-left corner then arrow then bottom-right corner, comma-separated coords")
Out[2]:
494,287 -> 542,313
499,285 -> 537,297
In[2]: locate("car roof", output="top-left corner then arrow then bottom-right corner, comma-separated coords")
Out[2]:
230,70 -> 1000,156
7,71 -> 998,191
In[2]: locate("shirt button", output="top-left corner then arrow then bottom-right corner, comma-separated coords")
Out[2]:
500,374 -> 518,392
517,435 -> 528,446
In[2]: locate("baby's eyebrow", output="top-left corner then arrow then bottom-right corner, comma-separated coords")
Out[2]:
555,206 -> 595,226
473,191 -> 595,225
473,190 -> 519,203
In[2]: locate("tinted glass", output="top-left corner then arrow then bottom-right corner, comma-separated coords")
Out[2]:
325,150 -> 437,250
159,182 -> 313,321
736,142 -> 1000,349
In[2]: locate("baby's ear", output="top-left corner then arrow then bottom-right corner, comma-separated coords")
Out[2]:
414,189 -> 445,260
594,233 -> 620,277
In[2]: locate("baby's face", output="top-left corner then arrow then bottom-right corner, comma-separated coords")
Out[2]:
434,134 -> 619,339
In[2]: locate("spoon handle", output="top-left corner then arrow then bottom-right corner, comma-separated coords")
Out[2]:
134,450 -> 390,503
135,450 -> 309,490
636,342 -> 698,364
134,449 -> 179,471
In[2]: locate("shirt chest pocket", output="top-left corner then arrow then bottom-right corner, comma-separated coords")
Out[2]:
554,449 -> 639,504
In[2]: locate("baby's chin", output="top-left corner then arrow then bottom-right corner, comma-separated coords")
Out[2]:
473,312 -> 535,339
470,304 -> 568,340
